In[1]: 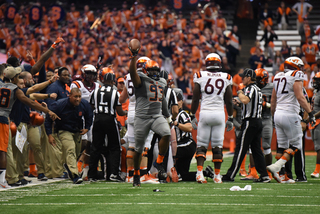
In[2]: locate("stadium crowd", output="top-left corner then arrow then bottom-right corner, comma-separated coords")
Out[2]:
0,0 -> 320,188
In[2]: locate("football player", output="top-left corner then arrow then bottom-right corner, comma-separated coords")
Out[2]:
119,56 -> 159,184
70,64 -> 100,180
190,53 -> 234,183
128,46 -> 172,187
268,56 -> 316,183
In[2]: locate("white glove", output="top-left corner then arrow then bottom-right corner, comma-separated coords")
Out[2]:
190,113 -> 198,130
226,116 -> 234,132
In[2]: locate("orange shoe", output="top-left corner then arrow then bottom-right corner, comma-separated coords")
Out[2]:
281,174 -> 295,184
171,167 -> 179,183
28,171 -> 38,177
140,174 -> 159,184
239,169 -> 248,177
147,173 -> 158,181
240,173 -> 259,180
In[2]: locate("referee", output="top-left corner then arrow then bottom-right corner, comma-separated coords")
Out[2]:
222,68 -> 270,182
88,73 -> 127,181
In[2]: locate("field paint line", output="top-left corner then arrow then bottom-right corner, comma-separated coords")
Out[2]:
1,202 -> 320,207
0,178 -> 65,192
29,194 -> 319,198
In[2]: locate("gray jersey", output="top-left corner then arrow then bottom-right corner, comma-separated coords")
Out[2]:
135,72 -> 167,118
0,82 -> 18,118
261,83 -> 273,118
311,89 -> 320,113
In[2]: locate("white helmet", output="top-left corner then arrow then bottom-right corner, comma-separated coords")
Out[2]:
284,56 -> 304,71
81,64 -> 97,74
136,56 -> 150,71
205,53 -> 221,70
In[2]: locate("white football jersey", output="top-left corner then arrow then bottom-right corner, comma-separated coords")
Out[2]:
70,80 -> 100,102
193,70 -> 232,111
124,73 -> 136,114
273,69 -> 305,114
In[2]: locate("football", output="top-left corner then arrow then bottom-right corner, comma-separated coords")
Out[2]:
128,39 -> 141,53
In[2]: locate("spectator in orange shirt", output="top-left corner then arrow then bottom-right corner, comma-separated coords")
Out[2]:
232,68 -> 244,97
216,11 -> 227,31
302,36 -> 319,65
250,40 -> 263,55
67,3 -> 80,22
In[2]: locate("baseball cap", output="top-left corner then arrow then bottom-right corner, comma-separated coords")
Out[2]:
117,77 -> 125,83
241,68 -> 256,80
4,66 -> 21,79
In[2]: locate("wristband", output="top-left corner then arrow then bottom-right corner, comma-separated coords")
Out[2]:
51,43 -> 57,49
49,80 -> 53,84
47,93 -> 51,98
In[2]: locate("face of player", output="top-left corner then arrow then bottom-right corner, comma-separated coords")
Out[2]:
69,91 -> 82,107
60,70 -> 71,84
84,71 -> 97,83
148,69 -> 160,80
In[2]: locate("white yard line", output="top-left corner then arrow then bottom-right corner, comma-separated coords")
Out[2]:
1,202 -> 320,207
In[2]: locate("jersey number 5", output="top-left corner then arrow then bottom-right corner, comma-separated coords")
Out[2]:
274,77 -> 288,94
0,88 -> 11,108
204,78 -> 224,95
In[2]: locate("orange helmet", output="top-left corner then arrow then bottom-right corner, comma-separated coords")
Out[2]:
136,57 -> 150,71
255,68 -> 269,88
238,83 -> 245,90
312,71 -> 320,90
143,60 -> 160,80
10,121 -> 17,137
99,67 -> 114,82
30,111 -> 45,126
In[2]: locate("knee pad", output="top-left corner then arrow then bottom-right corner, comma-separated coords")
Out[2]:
142,147 -> 148,157
212,147 -> 223,162
196,146 -> 207,160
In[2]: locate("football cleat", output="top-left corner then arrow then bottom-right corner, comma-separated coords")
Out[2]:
213,174 -> 222,183
153,161 -> 167,181
133,175 -> 141,187
280,174 -> 295,184
266,164 -> 282,183
239,169 -> 248,177
140,174 -> 159,184
311,172 -> 319,178
73,176 -> 83,184
109,174 -> 125,182
241,173 -> 259,180
196,172 -> 207,184
253,176 -> 271,183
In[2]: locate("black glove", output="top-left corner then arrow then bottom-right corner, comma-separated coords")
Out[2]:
309,111 -> 316,127
129,46 -> 139,57
225,116 -> 234,131
190,113 -> 198,130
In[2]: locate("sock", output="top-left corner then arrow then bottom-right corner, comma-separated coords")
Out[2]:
197,166 -> 203,174
83,163 -> 89,168
250,167 -> 258,176
140,167 -> 148,176
240,155 -> 246,171
134,169 -> 140,176
315,164 -> 320,173
29,163 -> 36,173
77,161 -> 83,172
127,167 -> 134,177
277,157 -> 287,166
156,154 -> 165,164
0,169 -> 6,182
214,169 -> 220,175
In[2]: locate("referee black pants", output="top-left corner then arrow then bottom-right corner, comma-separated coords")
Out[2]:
225,118 -> 268,179
88,115 -> 120,180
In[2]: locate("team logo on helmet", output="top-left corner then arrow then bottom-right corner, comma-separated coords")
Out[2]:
205,53 -> 222,70
284,57 -> 304,71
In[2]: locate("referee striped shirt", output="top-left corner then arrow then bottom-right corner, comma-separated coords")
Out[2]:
175,110 -> 194,147
90,84 -> 121,117
242,83 -> 263,119
164,87 -> 178,110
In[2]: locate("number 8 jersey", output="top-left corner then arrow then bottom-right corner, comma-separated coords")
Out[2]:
193,71 -> 232,111
273,69 -> 305,114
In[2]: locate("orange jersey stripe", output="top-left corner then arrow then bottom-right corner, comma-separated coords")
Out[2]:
72,81 -> 81,88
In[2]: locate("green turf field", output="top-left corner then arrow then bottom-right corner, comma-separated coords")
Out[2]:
1,154 -> 320,214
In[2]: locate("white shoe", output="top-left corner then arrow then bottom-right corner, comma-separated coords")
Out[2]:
311,172 -> 319,178
140,174 -> 159,184
213,174 -> 222,183
0,180 -> 11,189
196,172 -> 207,184
266,164 -> 282,183
280,175 -> 295,184
81,166 -> 89,180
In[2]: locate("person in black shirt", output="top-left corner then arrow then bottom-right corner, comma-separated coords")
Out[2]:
222,68 -> 270,182
88,72 -> 127,182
